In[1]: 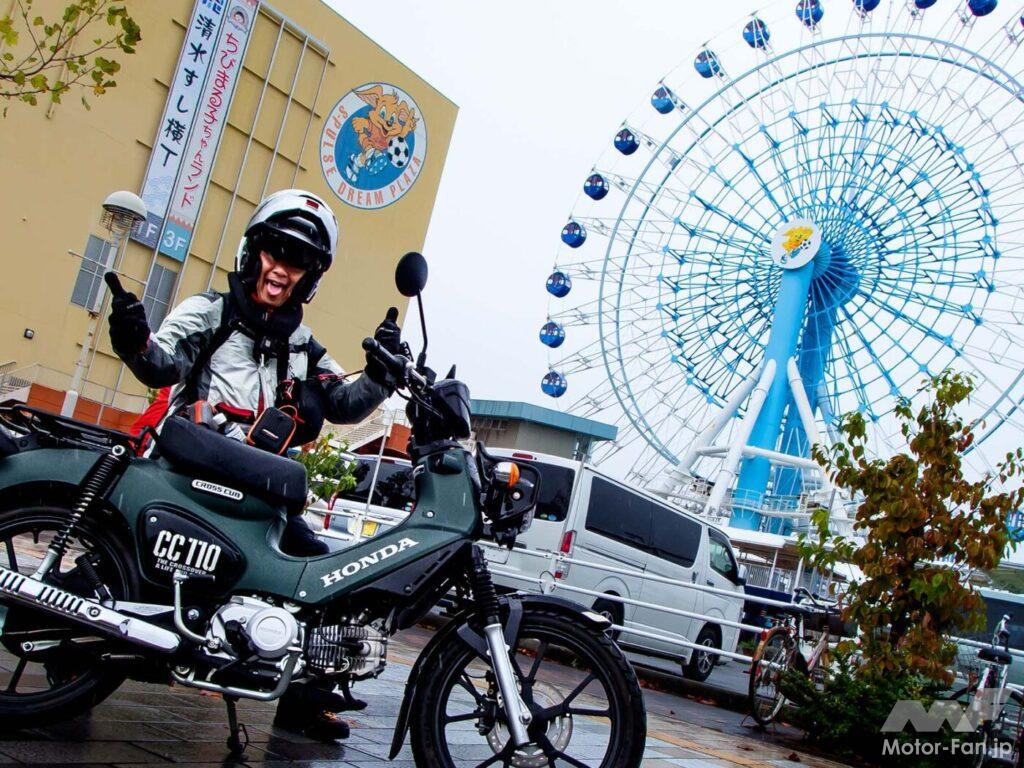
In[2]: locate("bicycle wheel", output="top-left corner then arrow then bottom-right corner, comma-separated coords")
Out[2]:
749,627 -> 796,728
989,687 -> 1024,768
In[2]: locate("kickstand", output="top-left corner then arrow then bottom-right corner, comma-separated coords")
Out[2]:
224,695 -> 249,756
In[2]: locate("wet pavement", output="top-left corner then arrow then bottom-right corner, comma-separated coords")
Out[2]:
0,626 -> 851,768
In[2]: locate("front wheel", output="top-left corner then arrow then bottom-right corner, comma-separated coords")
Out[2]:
410,608 -> 647,767
748,626 -> 796,728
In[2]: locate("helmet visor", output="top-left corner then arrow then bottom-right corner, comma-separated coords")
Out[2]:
251,230 -> 325,273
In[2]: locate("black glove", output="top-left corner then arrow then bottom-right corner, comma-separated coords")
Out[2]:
105,272 -> 150,358
364,307 -> 401,386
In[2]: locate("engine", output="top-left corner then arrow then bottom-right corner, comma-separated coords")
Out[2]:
307,616 -> 388,679
209,595 -> 302,659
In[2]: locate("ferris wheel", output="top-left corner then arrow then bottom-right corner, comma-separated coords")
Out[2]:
541,0 -> 1024,530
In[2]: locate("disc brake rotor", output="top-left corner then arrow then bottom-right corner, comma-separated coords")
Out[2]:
485,681 -> 574,768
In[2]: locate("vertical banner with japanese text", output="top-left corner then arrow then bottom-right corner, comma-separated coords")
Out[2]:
131,0 -> 226,250
160,0 -> 259,262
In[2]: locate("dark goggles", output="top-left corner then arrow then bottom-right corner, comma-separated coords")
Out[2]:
251,232 -> 325,273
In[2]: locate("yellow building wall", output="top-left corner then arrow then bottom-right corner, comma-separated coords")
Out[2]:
0,0 -> 457,415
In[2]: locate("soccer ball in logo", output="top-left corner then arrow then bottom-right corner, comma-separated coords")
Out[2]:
387,136 -> 411,168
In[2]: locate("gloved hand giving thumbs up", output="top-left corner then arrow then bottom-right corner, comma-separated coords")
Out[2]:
363,307 -> 402,386
104,272 -> 151,358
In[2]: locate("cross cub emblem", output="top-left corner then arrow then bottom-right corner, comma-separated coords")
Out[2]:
321,538 -> 419,588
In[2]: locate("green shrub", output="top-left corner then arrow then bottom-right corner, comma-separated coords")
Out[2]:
781,651 -> 977,767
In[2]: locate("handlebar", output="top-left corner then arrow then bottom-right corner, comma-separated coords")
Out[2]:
361,337 -> 427,387
794,587 -> 838,614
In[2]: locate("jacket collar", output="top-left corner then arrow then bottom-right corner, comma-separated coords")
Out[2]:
228,272 -> 303,341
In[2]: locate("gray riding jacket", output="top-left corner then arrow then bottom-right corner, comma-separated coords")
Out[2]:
120,290 -> 389,426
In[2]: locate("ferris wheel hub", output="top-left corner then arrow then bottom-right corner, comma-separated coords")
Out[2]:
770,219 -> 824,270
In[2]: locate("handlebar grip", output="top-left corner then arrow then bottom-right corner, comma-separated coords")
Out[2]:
104,271 -> 129,297
362,337 -> 408,377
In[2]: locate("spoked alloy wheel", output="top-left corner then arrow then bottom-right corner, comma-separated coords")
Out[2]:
411,609 -> 646,767
0,504 -> 138,729
748,627 -> 795,728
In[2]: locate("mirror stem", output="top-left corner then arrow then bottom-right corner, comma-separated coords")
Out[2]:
416,293 -> 428,369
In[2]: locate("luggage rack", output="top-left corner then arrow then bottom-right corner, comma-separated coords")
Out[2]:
0,400 -> 136,453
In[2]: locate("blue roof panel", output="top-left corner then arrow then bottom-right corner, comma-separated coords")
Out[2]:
470,399 -> 617,441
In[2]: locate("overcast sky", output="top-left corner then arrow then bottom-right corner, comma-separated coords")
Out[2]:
325,0 -> 752,410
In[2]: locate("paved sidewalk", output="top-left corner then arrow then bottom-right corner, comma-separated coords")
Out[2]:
0,632 -> 852,767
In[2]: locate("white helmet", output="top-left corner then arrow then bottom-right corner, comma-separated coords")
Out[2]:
236,189 -> 339,304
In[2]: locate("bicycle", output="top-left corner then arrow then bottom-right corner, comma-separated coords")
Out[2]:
748,587 -> 844,727
949,615 -> 1024,767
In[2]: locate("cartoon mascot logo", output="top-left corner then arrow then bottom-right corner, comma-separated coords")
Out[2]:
781,226 -> 814,258
320,83 -> 427,210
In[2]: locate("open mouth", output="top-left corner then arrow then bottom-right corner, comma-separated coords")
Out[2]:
264,276 -> 289,300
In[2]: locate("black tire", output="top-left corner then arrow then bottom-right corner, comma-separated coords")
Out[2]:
684,624 -> 720,682
989,686 -> 1024,768
592,595 -> 624,641
748,627 -> 796,728
0,503 -> 140,730
410,608 -> 647,768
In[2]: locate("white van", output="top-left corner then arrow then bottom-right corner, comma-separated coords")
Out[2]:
484,449 -> 745,682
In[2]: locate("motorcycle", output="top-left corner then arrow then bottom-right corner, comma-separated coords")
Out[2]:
0,252 -> 647,766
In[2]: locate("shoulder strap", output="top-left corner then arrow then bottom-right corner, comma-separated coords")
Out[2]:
183,292 -> 236,403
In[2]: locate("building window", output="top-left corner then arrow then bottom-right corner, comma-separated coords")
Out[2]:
143,264 -> 178,328
70,236 -> 115,312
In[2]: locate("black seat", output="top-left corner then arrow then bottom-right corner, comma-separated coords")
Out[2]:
978,646 -> 1014,665
157,416 -> 307,514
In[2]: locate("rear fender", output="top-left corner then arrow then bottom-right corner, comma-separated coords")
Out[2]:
388,592 -> 610,758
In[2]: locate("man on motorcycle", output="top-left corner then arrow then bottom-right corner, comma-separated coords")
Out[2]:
106,189 -> 399,741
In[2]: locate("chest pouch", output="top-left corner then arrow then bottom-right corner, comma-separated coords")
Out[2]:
246,405 -> 298,455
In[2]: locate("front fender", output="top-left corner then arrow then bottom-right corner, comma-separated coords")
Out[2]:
388,592 -> 610,759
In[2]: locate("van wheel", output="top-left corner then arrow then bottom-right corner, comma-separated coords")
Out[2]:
592,596 -> 624,640
684,625 -> 720,682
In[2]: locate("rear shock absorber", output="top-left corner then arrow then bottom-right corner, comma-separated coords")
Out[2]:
33,444 -> 130,580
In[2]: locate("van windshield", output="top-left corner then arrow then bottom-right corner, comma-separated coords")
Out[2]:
515,460 -> 576,522
338,458 -> 415,511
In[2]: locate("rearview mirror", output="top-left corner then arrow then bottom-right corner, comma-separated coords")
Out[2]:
395,251 -> 428,297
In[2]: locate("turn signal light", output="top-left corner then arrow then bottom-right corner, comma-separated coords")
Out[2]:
494,461 -> 520,487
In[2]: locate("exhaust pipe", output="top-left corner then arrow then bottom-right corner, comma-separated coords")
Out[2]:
0,566 -> 180,653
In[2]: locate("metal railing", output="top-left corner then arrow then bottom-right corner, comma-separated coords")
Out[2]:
0,364 -> 149,418
479,542 -> 813,666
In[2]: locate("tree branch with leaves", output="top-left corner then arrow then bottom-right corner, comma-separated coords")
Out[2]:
802,370 -> 1024,685
0,0 -> 140,112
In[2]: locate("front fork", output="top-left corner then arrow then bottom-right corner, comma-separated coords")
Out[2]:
469,546 -> 533,748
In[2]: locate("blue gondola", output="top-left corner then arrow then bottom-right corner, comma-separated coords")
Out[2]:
968,0 -> 997,16
546,271 -> 572,298
560,221 -> 587,248
541,370 -> 568,398
584,173 -> 609,200
854,0 -> 881,11
694,49 -> 722,79
796,0 -> 824,25
651,85 -> 675,114
914,0 -> 937,8
539,321 -> 566,348
743,18 -> 770,48
614,128 -> 639,155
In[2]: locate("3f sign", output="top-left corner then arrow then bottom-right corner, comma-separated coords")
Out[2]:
162,229 -> 187,254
